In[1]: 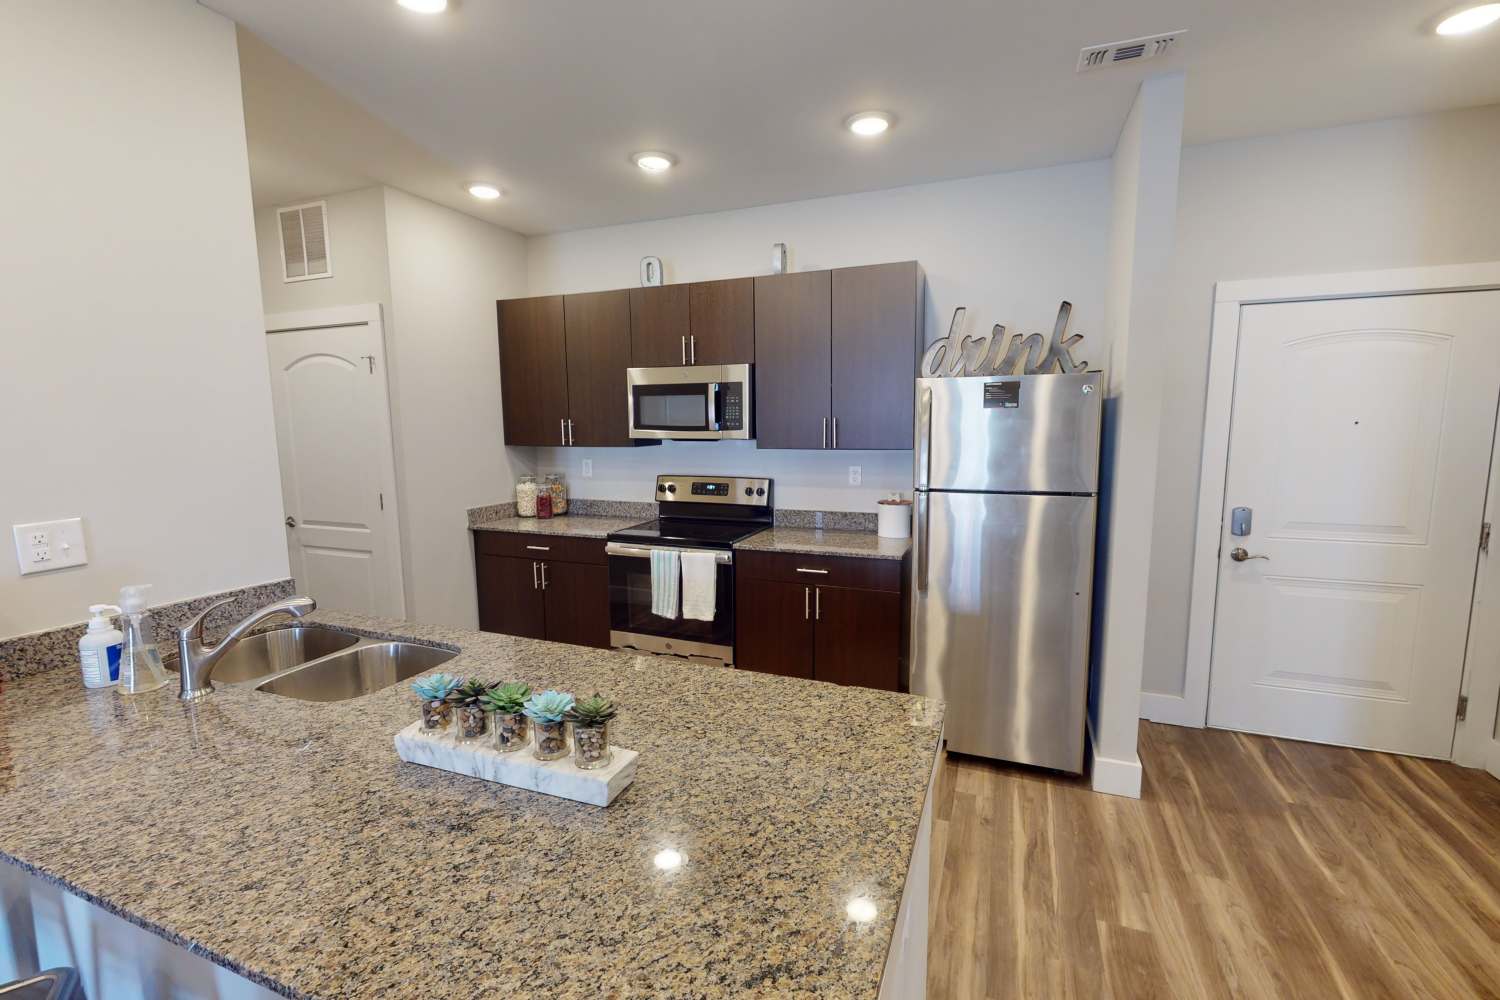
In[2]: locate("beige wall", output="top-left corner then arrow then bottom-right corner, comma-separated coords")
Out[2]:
1142,103 -> 1500,704
256,186 -> 392,317
526,158 -> 1113,512
0,0 -> 286,638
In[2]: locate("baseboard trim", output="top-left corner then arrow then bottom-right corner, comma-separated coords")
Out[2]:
1086,716 -> 1144,799
1139,691 -> 1203,728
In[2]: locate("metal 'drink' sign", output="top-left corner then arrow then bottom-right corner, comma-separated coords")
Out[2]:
920,301 -> 1088,377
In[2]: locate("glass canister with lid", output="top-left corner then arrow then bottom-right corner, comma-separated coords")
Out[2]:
545,473 -> 568,515
515,475 -> 539,518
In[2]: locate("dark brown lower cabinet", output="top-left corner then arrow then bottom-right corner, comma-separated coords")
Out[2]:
473,532 -> 609,649
735,551 -> 903,691
735,578 -> 815,679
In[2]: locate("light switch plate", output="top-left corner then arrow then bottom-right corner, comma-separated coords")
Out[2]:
13,517 -> 88,575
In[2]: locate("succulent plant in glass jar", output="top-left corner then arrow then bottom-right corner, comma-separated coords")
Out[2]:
565,692 -> 618,769
522,690 -> 575,761
479,681 -> 532,752
448,679 -> 494,742
411,672 -> 461,732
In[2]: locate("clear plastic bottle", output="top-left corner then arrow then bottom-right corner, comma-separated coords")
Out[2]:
78,604 -> 124,689
117,584 -> 169,695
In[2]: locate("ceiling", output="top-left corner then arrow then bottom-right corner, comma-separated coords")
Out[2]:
214,0 -> 1500,236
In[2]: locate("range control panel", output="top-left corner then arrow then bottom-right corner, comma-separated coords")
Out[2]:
656,474 -> 772,507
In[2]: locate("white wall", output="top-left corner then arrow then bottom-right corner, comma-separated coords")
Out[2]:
1089,73 -> 1185,797
381,187 -> 528,627
0,0 -> 286,638
256,186 -> 392,316
527,160 -> 1112,511
1142,102 -> 1500,704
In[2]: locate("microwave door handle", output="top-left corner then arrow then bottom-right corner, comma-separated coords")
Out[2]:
707,382 -> 720,431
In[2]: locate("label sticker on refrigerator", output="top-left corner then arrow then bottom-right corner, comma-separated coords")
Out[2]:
983,381 -> 1020,408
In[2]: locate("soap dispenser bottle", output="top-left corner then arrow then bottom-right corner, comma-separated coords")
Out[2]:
78,604 -> 124,689
117,584 -> 169,695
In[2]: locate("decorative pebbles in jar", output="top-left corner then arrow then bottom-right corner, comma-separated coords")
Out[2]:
545,473 -> 568,515
515,475 -> 539,517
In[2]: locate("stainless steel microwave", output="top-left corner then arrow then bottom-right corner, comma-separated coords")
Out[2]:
626,364 -> 752,440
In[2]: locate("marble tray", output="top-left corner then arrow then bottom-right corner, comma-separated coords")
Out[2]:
393,721 -> 637,806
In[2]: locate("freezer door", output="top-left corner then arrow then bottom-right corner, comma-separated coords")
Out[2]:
910,490 -> 1095,772
915,372 -> 1101,494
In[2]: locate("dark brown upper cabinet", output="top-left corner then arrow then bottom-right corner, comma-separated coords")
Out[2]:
687,277 -> 754,365
497,296 -> 570,446
628,285 -> 690,367
754,270 -> 833,449
562,290 -> 634,447
831,261 -> 924,450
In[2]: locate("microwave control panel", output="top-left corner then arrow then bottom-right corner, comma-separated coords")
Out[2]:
719,383 -> 744,431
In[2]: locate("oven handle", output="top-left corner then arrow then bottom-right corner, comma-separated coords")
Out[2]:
606,542 -> 734,565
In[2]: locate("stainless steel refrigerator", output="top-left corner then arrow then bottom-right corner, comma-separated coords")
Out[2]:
910,372 -> 1102,773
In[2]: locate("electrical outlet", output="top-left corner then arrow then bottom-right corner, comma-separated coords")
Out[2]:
581,459 -> 593,478
848,466 -> 862,486
13,517 -> 88,576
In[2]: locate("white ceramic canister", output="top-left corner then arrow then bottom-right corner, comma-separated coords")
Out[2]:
877,495 -> 912,539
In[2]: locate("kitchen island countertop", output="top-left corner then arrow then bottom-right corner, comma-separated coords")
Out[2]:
0,611 -> 941,999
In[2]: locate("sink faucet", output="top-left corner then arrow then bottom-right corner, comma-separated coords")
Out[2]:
176,595 -> 316,700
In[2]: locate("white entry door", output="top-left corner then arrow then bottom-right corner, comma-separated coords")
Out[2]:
1207,291 -> 1500,758
265,306 -> 405,618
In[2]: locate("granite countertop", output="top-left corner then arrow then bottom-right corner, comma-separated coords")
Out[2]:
470,514 -> 644,538
736,527 -> 912,561
0,612 -> 942,999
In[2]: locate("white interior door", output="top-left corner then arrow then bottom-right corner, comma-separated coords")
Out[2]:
266,307 -> 405,618
1207,291 -> 1500,758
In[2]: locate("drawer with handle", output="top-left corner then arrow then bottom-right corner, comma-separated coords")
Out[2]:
472,531 -> 606,565
734,549 -> 900,593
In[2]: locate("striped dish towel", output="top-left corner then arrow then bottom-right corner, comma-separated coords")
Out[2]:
650,548 -> 680,619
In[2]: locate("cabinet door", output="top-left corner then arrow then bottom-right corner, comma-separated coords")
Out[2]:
497,296 -> 570,446
688,277 -> 754,365
541,560 -> 611,649
754,271 -> 831,449
735,577 -> 815,679
831,261 -> 922,450
813,585 -> 901,691
629,285 -> 690,367
563,290 -> 634,446
476,555 -> 546,639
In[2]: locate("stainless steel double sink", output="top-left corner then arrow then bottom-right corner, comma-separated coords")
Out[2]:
164,625 -> 457,702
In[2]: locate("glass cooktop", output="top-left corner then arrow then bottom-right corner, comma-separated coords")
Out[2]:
608,518 -> 769,550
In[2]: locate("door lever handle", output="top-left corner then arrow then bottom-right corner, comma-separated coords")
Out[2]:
1229,547 -> 1269,562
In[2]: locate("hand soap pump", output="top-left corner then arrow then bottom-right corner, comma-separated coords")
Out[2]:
78,604 -> 124,689
117,584 -> 169,695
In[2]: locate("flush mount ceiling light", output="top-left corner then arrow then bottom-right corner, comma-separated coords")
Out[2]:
397,0 -> 448,12
466,183 -> 502,200
632,151 -> 676,173
1436,3 -> 1500,33
845,111 -> 893,137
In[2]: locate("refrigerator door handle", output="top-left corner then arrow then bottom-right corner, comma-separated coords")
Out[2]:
916,490 -> 929,591
916,385 -> 933,488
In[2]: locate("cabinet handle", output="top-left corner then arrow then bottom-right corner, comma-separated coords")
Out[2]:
560,418 -> 567,446
567,419 -> 575,446
681,335 -> 687,365
815,586 -> 821,621
795,567 -> 829,575
532,561 -> 539,590
526,545 -> 551,551
540,562 -> 549,589
821,416 -> 828,449
804,586 -> 810,620
832,416 -> 838,449
690,335 -> 697,364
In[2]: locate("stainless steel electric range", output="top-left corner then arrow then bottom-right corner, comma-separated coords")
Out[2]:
605,474 -> 772,663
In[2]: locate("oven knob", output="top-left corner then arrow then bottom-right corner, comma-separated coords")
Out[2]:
657,483 -> 666,492
744,487 -> 753,496
756,487 -> 765,496
666,483 -> 677,494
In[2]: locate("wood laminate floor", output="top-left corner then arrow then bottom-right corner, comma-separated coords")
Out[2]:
927,722 -> 1500,1000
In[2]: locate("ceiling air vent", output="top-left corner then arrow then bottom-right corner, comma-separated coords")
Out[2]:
1077,30 -> 1186,72
277,201 -> 332,282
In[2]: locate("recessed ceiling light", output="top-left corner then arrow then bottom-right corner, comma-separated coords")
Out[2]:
845,111 -> 893,137
397,0 -> 448,12
467,183 -> 502,200
1436,3 -> 1500,33
632,151 -> 676,173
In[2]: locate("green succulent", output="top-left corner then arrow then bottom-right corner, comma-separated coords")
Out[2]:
479,681 -> 532,714
447,678 -> 493,707
565,692 -> 618,726
411,672 -> 461,703
522,690 -> 575,724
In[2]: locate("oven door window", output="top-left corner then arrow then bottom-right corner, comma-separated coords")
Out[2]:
633,384 -> 710,432
609,555 -> 734,647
